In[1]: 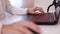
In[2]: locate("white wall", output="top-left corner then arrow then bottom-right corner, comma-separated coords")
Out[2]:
0,1 -> 5,20
9,0 -> 34,8
21,0 -> 34,8
0,8 -> 5,20
9,0 -> 23,8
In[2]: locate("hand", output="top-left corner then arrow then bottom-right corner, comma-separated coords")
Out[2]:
2,20 -> 40,34
27,7 -> 45,14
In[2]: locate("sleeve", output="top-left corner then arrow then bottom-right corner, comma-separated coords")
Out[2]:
6,0 -> 28,15
0,16 -> 23,25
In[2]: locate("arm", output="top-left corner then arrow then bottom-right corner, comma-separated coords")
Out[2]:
6,0 -> 45,15
6,0 -> 28,15
0,0 -> 45,34
1,16 -> 40,34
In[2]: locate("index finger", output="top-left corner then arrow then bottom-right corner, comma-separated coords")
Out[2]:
35,7 -> 45,14
22,21 -> 41,34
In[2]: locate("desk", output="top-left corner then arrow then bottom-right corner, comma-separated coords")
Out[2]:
3,15 -> 60,34
39,17 -> 60,34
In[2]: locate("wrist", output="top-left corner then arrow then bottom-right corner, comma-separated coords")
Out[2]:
27,8 -> 29,14
27,8 -> 32,14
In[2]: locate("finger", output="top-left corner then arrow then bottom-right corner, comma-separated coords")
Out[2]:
21,21 -> 41,34
30,11 -> 41,14
2,27 -> 24,34
30,11 -> 37,14
35,11 -> 42,14
27,22 -> 40,34
15,25 -> 34,34
39,9 -> 45,14
35,7 -> 45,14
27,8 -> 36,14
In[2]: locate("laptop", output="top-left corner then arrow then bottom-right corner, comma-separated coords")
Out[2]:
19,0 -> 60,25
19,7 -> 59,25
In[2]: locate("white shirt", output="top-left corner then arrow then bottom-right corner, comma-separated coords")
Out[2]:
0,0 -> 28,34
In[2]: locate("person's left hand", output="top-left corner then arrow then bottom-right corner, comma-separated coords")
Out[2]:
27,7 -> 45,14
2,20 -> 40,34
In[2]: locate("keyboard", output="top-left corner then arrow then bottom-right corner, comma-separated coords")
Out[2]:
29,13 -> 56,22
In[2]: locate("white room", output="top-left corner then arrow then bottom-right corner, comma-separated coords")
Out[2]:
0,0 -> 60,34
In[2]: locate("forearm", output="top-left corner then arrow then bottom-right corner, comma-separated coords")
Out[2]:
8,7 -> 28,15
6,0 -> 28,15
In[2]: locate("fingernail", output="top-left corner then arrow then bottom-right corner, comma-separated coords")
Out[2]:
37,28 -> 41,34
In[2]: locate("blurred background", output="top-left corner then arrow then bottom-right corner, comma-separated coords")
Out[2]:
9,0 -> 55,12
9,0 -> 34,8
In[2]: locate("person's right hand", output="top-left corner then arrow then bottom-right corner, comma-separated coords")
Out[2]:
2,20 -> 40,34
27,7 -> 45,14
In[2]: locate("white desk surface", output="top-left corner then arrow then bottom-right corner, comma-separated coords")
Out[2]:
3,15 -> 60,34
38,17 -> 60,34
